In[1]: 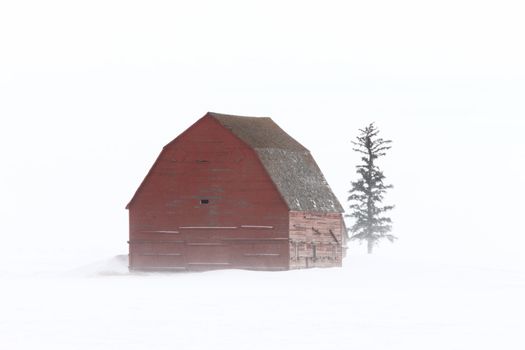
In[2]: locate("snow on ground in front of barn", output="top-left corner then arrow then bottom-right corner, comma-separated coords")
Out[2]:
1,254 -> 525,350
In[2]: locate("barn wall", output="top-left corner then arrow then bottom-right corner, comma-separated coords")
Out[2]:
289,211 -> 344,269
128,116 -> 290,271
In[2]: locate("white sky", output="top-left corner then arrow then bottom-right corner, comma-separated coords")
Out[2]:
1,0 -> 524,269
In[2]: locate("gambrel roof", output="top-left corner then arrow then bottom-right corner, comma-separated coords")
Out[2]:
209,112 -> 344,213
127,112 -> 344,213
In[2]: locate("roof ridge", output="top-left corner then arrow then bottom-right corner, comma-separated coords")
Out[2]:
210,113 -> 308,152
207,111 -> 270,119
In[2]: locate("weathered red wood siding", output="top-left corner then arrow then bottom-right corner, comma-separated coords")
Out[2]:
289,211 -> 344,269
128,116 -> 290,271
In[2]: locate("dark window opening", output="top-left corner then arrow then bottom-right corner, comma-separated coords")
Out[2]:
196,160 -> 209,163
200,199 -> 209,204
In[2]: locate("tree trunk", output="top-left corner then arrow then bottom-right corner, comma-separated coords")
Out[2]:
367,239 -> 374,254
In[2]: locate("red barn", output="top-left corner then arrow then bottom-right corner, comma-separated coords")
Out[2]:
126,112 -> 346,271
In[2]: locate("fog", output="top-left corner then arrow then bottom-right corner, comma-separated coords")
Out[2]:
1,0 -> 524,271
2,2 -> 525,349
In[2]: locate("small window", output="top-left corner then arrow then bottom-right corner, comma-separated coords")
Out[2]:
200,199 -> 209,204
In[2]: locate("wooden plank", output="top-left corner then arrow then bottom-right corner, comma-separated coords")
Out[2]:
221,237 -> 288,242
138,253 -> 182,256
187,262 -> 231,266
180,226 -> 237,229
186,243 -> 226,246
243,253 -> 281,257
240,225 -> 274,229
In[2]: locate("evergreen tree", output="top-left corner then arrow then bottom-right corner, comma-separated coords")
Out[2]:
347,123 -> 395,254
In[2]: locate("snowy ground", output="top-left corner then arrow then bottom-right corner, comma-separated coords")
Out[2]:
1,254 -> 524,350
